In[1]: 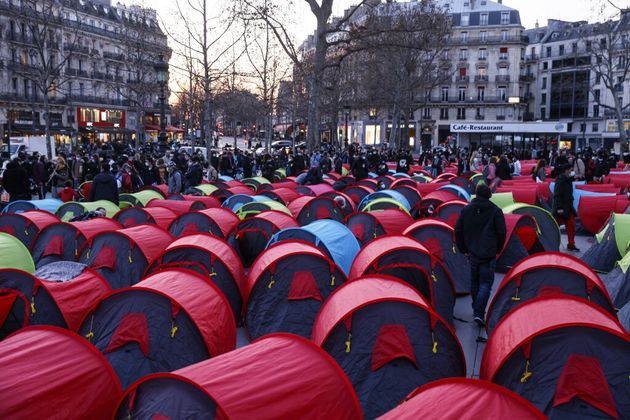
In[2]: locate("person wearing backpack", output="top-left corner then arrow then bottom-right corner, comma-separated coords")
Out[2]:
167,161 -> 183,194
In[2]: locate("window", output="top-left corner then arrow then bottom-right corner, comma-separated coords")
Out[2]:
572,42 -> 578,53
501,30 -> 508,41
440,108 -> 449,120
443,49 -> 450,60
459,87 -> 467,101
23,79 -> 29,98
619,97 -> 624,108
461,31 -> 468,42
497,107 -> 506,118
476,108 -> 485,119
461,14 -> 469,26
619,56 -> 626,69
498,86 -> 507,101
594,89 -> 600,102
542,93 -> 547,104
540,108 -> 546,119
480,31 -> 487,42
423,108 -> 431,119
9,20 -> 15,38
460,49 -> 468,60
595,73 -> 601,84
593,123 -> 599,132
479,48 -> 487,60
459,67 -> 467,76
543,61 -> 548,70
79,83 -> 84,96
542,77 -> 547,89
441,87 -> 449,102
567,123 -> 573,132
580,123 -> 586,133
559,45 -> 565,56
480,13 -> 488,26
12,77 -> 17,93
594,105 -> 600,117
457,108 -> 466,120
78,59 -> 83,72
499,47 -> 508,60
546,46 -> 552,58
501,12 -> 510,25
477,86 -> 485,101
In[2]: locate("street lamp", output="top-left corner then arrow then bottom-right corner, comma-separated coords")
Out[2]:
154,54 -> 169,154
343,105 -> 351,150
368,108 -> 376,144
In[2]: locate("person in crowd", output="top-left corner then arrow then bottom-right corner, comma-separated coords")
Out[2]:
573,153 -> 586,181
495,156 -> 512,181
167,161 -> 183,194
156,159 -> 168,185
89,163 -> 119,205
141,158 -> 159,186
532,159 -> 547,182
2,159 -> 30,202
184,155 -> 203,190
351,151 -> 369,181
455,183 -> 506,326
32,155 -> 47,200
49,156 -> 70,198
510,154 -> 521,176
553,164 -> 579,252
469,150 -> 481,172
57,180 -> 79,203
483,156 -> 497,183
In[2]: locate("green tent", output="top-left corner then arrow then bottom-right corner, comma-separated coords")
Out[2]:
56,200 -> 120,222
0,233 -> 35,273
503,203 -> 560,251
242,177 -> 271,191
489,192 -> 515,209
273,168 -> 287,181
192,184 -> 219,196
362,197 -> 410,214
119,190 -> 163,207
595,214 -> 630,257
341,167 -> 350,176
235,200 -> 292,220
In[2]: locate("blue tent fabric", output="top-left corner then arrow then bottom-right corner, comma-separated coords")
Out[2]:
393,172 -> 411,178
2,199 -> 63,214
218,175 -> 234,182
358,190 -> 411,211
438,184 -> 471,202
268,220 -> 360,275
548,182 -> 614,211
221,194 -> 267,212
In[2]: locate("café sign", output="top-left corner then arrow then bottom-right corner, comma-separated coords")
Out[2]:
451,122 -> 567,133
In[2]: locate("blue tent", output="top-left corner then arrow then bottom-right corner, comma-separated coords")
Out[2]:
2,199 -> 63,214
393,172 -> 411,178
437,184 -> 471,202
548,182 -> 612,211
218,175 -> 234,182
221,194 -> 267,212
267,220 -> 360,275
359,190 -> 411,212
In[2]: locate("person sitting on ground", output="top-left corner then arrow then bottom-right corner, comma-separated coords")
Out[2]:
69,207 -> 107,222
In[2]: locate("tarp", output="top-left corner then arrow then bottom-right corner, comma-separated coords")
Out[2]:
268,220 -> 359,276
0,326 -> 122,420
114,334 -> 362,420
379,378 -> 545,420
0,233 -> 35,273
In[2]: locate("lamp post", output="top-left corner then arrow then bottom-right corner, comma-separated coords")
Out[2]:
368,108 -> 377,145
154,54 -> 169,154
343,105 -> 350,151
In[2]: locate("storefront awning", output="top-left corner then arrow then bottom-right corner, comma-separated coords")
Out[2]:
166,125 -> 185,133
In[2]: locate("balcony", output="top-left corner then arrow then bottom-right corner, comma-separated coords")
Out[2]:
525,54 -> 538,62
519,73 -> 535,82
7,32 -> 34,45
92,71 -> 106,80
496,115 -> 506,121
6,62 -> 40,75
477,56 -> 487,62
103,52 -> 126,61
68,95 -> 125,107
475,114 -> 486,120
498,55 -> 510,62
459,56 -> 469,62
495,75 -> 511,83
474,75 -> 489,83
455,75 -> 470,83
64,44 -> 91,55
448,35 -> 529,46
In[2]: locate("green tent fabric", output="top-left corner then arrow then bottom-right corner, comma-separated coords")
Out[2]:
0,233 -> 35,273
341,167 -> 350,176
119,190 -> 163,207
616,251 -> 630,274
193,184 -> 219,196
595,213 -> 630,257
56,200 -> 120,222
242,177 -> 271,191
235,200 -> 292,220
362,197 -> 410,214
489,192 -> 515,209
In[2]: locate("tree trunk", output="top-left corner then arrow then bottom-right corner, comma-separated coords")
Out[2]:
615,98 -> 628,151
43,95 -> 53,160
135,108 -> 143,150
307,17 -> 329,152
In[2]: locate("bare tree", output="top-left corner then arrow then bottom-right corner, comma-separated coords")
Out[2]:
5,0 -> 81,159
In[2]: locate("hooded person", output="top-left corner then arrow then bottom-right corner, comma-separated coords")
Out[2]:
89,162 -> 119,205
455,183 -> 506,325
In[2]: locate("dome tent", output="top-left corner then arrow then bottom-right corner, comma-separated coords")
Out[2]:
145,198 -> 207,215
229,210 -> 299,267
1,198 -> 62,214
235,200 -> 292,220
114,334 -> 362,420
267,219 -> 360,276
486,253 -> 616,332
287,196 -> 344,226
78,269 -> 235,389
503,203 -> 561,252
349,235 -> 455,324
403,219 -> 471,295
345,209 -> 414,246
496,214 -> 546,273
480,296 -> 630,418
0,210 -> 59,249
168,207 -> 240,238
312,276 -> 465,419
361,197 -> 410,213
0,326 -> 122,420
358,190 -> 411,213
79,225 -> 173,289
577,195 -> 629,235
245,241 -> 347,340
379,378 -> 544,420
56,200 -> 120,221
0,265 -> 110,339
221,194 -> 264,212
434,200 -> 467,227
147,234 -> 245,321
0,232 -> 35,273
343,185 -> 373,205
113,206 -> 177,230
30,218 -> 122,268
602,251 -> 630,309
118,190 -> 164,207
583,213 -> 630,273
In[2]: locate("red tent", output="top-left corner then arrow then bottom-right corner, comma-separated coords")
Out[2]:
115,334 -> 362,419
113,206 -> 177,229
576,184 -> 620,193
379,378 -> 545,419
496,187 -> 537,205
345,210 -> 414,246
0,210 -> 59,249
259,187 -> 300,204
146,199 -> 206,215
168,208 -> 240,238
434,200 -> 468,227
181,195 -> 221,208
287,196 -> 344,225
578,195 -> 630,234
0,326 -> 121,420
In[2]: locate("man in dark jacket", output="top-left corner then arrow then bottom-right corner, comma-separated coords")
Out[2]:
2,159 -> 31,202
553,164 -> 579,251
89,163 -> 119,205
455,183 -> 506,325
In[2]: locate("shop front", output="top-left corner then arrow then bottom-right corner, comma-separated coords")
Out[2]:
77,107 -> 131,144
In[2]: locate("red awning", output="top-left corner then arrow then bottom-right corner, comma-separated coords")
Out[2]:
145,124 -> 159,131
166,125 -> 185,133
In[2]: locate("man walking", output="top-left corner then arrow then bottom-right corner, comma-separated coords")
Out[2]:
455,183 -> 506,326
553,164 -> 579,251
